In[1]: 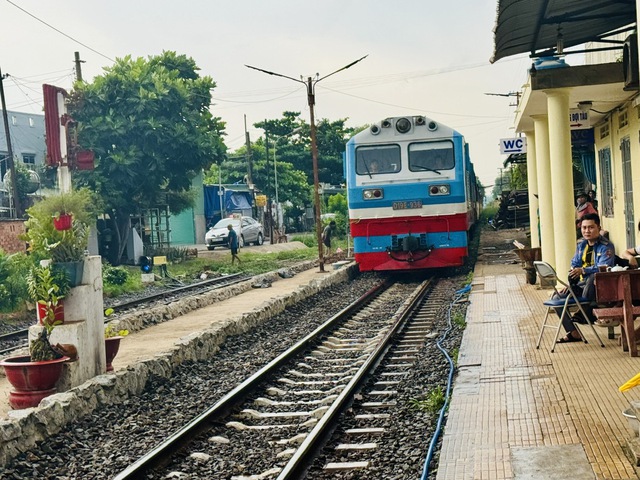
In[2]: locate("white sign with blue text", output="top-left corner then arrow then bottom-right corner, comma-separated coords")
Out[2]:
499,137 -> 527,154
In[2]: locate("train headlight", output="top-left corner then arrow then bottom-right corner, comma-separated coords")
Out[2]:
396,117 -> 411,134
363,188 -> 384,200
429,184 -> 450,196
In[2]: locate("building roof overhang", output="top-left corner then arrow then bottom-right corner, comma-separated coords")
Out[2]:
514,62 -> 635,132
492,0 -> 636,64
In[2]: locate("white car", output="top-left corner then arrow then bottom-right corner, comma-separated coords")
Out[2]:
205,217 -> 264,250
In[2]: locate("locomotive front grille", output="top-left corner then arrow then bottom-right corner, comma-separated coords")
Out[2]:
389,234 -> 430,252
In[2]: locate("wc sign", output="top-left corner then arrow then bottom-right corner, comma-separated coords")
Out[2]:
499,137 -> 527,154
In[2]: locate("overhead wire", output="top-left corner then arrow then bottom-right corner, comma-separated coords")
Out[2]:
4,0 -> 115,62
8,77 -> 44,110
8,68 -> 75,84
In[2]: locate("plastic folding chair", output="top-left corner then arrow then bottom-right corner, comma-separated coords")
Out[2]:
534,261 -> 605,352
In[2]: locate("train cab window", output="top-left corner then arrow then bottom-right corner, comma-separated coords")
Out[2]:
356,145 -> 401,176
408,141 -> 454,173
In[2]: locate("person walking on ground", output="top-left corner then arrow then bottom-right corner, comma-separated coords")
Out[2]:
555,213 -> 615,343
227,224 -> 241,265
322,220 -> 336,256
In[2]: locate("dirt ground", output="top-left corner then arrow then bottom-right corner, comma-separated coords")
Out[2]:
475,225 -> 532,278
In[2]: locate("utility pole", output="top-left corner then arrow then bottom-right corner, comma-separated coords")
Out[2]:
264,127 -> 273,243
246,55 -> 367,272
243,115 -> 253,186
74,52 -> 84,82
0,67 -> 22,218
304,75 -> 325,270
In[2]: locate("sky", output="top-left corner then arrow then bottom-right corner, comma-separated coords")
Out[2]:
0,0 -> 535,189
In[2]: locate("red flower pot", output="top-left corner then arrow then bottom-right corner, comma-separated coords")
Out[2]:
36,301 -> 64,325
53,214 -> 73,231
105,336 -> 123,372
0,355 -> 69,409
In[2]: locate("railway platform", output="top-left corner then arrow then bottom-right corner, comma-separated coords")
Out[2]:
436,242 -> 640,480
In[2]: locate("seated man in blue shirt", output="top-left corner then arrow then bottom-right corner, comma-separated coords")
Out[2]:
556,213 -> 615,343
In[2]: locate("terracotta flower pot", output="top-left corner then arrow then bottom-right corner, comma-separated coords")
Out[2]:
105,336 -> 123,372
0,355 -> 69,409
53,213 -> 73,231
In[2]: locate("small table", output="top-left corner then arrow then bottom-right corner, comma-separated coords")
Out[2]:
594,270 -> 640,357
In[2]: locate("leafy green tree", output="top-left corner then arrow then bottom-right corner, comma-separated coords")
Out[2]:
68,51 -> 226,262
255,112 -> 354,186
510,164 -> 528,190
212,141 -> 311,215
327,193 -> 348,216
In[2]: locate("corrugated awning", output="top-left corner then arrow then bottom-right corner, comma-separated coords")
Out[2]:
491,0 -> 636,63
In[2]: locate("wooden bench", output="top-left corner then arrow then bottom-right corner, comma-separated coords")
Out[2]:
594,270 -> 640,356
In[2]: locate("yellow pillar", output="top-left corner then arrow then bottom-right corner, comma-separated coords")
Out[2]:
546,89 -> 575,273
525,130 -> 540,248
533,115 -> 555,267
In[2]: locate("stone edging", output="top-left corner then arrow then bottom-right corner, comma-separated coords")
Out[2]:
0,262 -> 357,465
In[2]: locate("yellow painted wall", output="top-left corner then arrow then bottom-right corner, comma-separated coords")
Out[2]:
594,101 -> 640,253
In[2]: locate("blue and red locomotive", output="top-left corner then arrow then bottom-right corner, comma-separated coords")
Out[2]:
345,115 -> 482,272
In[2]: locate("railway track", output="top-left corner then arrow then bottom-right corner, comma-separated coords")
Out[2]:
113,277 -> 437,479
0,273 -> 249,356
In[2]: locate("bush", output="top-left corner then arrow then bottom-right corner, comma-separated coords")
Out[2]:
103,264 -> 129,286
0,251 -> 32,312
102,264 -> 143,297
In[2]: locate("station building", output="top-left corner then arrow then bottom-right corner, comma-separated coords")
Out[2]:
492,1 -> 639,271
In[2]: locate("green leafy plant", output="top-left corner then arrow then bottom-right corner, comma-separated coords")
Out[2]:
465,271 -> 474,285
104,323 -> 129,339
410,386 -> 446,414
26,264 -> 70,361
26,264 -> 71,308
452,311 -> 467,328
103,264 -> 129,286
22,189 -> 95,263
450,347 -> 460,368
0,250 -> 31,312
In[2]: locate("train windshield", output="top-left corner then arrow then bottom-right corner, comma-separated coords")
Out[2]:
408,141 -> 455,173
355,145 -> 401,176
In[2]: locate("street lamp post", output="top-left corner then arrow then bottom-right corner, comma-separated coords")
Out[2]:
246,56 -> 367,272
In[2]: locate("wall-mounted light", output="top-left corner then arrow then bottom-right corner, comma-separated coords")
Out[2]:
577,101 -> 593,113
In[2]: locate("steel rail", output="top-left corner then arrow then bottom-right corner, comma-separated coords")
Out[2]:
276,277 -> 434,479
112,279 -> 391,480
109,272 -> 247,312
0,274 -> 249,357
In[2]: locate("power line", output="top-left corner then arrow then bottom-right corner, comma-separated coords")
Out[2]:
245,55 -> 367,273
5,0 -> 115,62
319,84 -> 511,120
211,86 -> 303,104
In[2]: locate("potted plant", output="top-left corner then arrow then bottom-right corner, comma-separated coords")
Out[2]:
22,189 -> 95,286
26,263 -> 70,325
0,264 -> 71,409
104,314 -> 128,372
